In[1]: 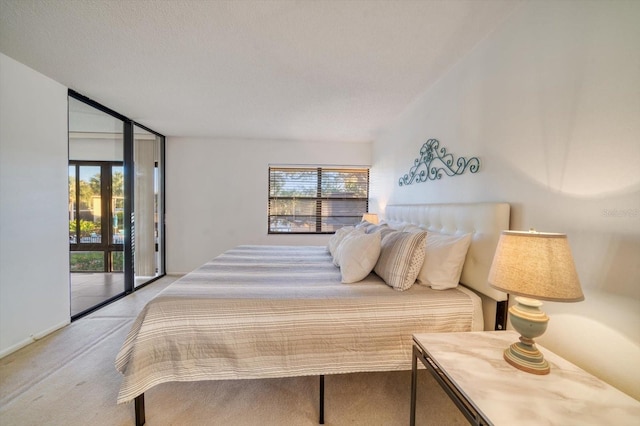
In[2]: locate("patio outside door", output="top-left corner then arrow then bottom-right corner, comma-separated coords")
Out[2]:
68,92 -> 166,318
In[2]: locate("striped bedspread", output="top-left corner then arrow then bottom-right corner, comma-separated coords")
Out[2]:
115,245 -> 482,403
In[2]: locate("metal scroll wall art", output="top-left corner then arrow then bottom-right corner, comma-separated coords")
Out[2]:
398,138 -> 480,186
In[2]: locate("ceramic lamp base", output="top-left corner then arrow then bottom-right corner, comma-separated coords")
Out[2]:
506,296 -> 550,375
503,337 -> 550,375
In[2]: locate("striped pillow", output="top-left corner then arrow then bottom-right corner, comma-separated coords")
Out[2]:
374,231 -> 427,291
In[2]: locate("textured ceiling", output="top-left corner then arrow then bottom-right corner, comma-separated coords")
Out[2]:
0,0 -> 520,141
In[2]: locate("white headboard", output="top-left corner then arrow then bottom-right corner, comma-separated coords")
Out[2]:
384,202 -> 510,303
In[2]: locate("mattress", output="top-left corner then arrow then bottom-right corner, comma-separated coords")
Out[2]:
115,245 -> 482,403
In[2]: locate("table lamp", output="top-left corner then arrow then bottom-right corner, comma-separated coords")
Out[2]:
488,230 -> 584,375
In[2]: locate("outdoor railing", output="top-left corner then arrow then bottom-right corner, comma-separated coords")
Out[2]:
69,235 -> 125,244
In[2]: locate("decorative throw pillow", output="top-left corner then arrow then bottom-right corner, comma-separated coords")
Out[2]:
374,231 -> 427,291
328,226 -> 355,257
417,232 -> 472,290
333,227 -> 365,266
339,231 -> 382,283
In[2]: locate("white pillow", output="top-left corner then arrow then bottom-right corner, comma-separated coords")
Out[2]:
333,227 -> 365,266
374,231 -> 427,291
417,232 -> 472,290
338,231 -> 381,283
328,226 -> 355,257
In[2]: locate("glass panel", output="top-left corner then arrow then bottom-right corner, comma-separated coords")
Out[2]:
70,251 -> 104,272
69,165 -> 77,243
111,165 -> 124,273
111,251 -> 124,272
78,165 -> 101,243
270,169 -> 318,197
154,157 -> 164,277
320,199 -> 368,231
133,125 -> 164,287
269,198 -> 317,232
112,165 -> 124,244
69,97 -> 123,162
69,95 -> 125,318
320,169 -> 369,197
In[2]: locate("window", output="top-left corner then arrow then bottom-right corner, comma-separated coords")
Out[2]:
68,161 -> 124,272
268,166 -> 369,234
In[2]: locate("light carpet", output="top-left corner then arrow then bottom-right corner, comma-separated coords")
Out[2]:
0,275 -> 466,426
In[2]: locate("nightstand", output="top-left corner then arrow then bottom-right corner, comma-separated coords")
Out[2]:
410,331 -> 640,425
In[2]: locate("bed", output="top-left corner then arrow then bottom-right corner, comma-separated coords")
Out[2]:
115,202 -> 510,425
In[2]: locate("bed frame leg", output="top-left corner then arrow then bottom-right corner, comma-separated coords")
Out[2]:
319,375 -> 325,424
135,393 -> 145,426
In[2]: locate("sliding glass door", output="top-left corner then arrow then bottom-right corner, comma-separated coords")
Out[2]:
69,91 -> 165,318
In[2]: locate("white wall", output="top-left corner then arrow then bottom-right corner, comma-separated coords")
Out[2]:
0,53 -> 70,357
166,137 -> 371,273
371,1 -> 640,400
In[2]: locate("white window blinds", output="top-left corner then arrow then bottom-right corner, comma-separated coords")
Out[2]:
268,166 -> 369,234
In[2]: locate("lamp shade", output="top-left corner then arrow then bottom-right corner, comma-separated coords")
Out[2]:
362,213 -> 379,224
488,230 -> 584,302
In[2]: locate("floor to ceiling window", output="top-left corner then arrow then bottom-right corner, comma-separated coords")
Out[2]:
68,91 -> 165,319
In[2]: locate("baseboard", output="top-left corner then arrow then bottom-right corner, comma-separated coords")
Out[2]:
0,319 -> 70,359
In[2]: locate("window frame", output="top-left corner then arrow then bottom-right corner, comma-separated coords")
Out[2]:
69,160 -> 124,272
268,166 -> 370,234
